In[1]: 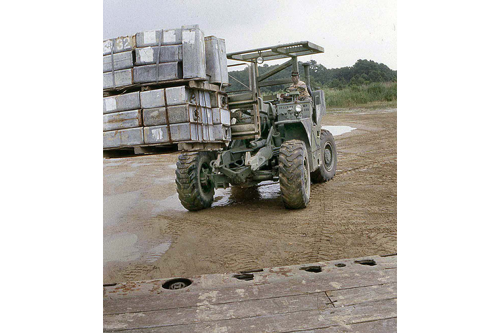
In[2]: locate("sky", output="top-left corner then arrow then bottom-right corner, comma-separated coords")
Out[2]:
103,0 -> 397,70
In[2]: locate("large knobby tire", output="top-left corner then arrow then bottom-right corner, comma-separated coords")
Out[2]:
311,129 -> 337,183
279,140 -> 311,209
175,152 -> 215,211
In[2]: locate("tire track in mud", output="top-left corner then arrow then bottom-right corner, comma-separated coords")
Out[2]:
336,158 -> 397,177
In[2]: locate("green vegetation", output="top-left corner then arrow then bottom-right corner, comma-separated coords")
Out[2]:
324,82 -> 397,108
228,59 -> 397,108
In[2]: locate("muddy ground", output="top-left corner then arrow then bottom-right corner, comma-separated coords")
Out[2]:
103,108 -> 396,284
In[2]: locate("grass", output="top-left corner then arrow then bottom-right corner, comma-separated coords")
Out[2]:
324,82 -> 397,108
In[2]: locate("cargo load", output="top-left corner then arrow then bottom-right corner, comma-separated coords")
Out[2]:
102,25 -> 229,90
103,25 -> 232,153
103,87 -> 230,149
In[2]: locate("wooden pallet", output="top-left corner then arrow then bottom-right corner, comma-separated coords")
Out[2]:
103,254 -> 397,332
103,141 -> 228,158
103,144 -> 178,158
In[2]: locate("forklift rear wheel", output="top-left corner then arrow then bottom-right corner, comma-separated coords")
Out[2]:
175,152 -> 215,211
279,140 -> 310,209
311,129 -> 337,183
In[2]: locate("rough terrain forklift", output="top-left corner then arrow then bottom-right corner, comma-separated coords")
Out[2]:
175,41 -> 337,210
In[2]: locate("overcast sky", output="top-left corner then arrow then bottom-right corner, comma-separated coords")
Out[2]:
104,0 -> 396,70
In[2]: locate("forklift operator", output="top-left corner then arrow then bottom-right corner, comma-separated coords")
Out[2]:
289,71 -> 311,101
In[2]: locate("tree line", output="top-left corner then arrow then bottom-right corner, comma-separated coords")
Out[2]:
227,59 -> 397,93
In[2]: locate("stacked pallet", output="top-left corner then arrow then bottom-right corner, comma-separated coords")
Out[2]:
103,25 -> 231,151
103,87 -> 231,149
103,25 -> 229,89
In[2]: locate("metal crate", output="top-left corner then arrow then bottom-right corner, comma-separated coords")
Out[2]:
103,92 -> 140,114
144,125 -> 171,144
165,86 -> 193,105
135,45 -> 183,65
136,29 -> 182,48
103,127 -> 144,148
142,107 -> 167,126
103,35 -> 135,55
205,36 -> 229,85
168,104 -> 199,124
103,69 -> 133,89
103,110 -> 142,131
133,62 -> 181,83
103,51 -> 133,72
140,89 -> 166,108
170,123 -> 199,142
201,107 -> 213,125
213,124 -> 231,141
212,108 -> 231,125
181,25 -> 206,79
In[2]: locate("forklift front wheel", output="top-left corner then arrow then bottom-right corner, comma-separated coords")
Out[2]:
175,152 -> 215,211
279,140 -> 311,209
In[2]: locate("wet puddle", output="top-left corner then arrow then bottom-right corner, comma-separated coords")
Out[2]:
152,182 -> 281,214
322,125 -> 357,136
103,233 -> 173,264
152,194 -> 187,213
213,182 -> 280,207
103,190 -> 142,227
103,232 -> 140,263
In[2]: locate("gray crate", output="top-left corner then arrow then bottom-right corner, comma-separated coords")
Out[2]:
103,110 -> 142,131
165,86 -> 193,105
135,28 -> 182,47
196,124 -> 204,141
213,124 -> 231,141
163,28 -> 182,44
143,107 -> 167,126
103,130 -> 121,148
208,125 -> 215,141
144,125 -> 171,144
170,123 -> 199,142
202,125 -> 215,141
168,104 -> 199,124
103,127 -> 144,148
135,30 -> 162,47
205,37 -> 229,85
133,62 -> 181,83
135,45 -> 183,65
202,125 -> 210,141
182,25 -> 206,79
221,108 -> 231,125
103,51 -> 133,72
140,89 -> 165,108
203,91 -> 211,107
103,92 -> 140,114
193,89 -> 210,107
212,108 -> 231,125
103,35 -> 135,55
201,107 -> 213,125
103,69 -> 133,89
210,92 -> 228,108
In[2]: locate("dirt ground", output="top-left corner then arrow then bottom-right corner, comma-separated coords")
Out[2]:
103,108 -> 397,284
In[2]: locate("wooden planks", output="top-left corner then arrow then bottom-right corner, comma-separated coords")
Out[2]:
103,255 -> 397,332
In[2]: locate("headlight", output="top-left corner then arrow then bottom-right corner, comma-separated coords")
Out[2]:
295,104 -> 302,112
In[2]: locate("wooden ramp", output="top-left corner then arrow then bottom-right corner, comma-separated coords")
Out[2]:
103,255 -> 396,332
